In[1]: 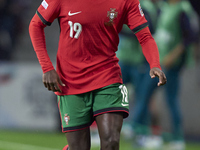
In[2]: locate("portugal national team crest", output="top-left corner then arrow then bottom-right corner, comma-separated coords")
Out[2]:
64,114 -> 70,125
105,8 -> 118,26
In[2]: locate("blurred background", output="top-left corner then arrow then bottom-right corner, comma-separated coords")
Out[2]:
0,0 -> 200,150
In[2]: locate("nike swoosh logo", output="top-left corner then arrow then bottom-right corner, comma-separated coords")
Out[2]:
121,103 -> 129,107
68,11 -> 82,16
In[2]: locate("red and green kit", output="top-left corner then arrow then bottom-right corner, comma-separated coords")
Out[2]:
29,0 -> 160,95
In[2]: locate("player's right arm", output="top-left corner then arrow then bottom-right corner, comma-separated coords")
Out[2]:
29,0 -> 64,92
29,14 -> 54,73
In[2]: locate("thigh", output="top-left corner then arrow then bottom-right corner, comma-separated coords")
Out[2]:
65,127 -> 91,150
93,83 -> 129,118
58,94 -> 93,133
96,112 -> 123,138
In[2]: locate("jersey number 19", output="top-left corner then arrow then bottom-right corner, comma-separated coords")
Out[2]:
68,21 -> 82,39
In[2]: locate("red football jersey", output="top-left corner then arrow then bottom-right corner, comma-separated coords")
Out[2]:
36,0 -> 147,95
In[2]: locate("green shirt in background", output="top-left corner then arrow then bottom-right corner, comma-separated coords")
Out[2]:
154,0 -> 197,68
117,0 -> 158,65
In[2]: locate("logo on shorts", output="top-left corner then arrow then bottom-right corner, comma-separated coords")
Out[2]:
64,114 -> 70,125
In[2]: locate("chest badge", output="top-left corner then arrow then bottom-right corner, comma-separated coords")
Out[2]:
105,8 -> 118,26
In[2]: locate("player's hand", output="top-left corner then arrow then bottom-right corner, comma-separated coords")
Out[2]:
150,67 -> 167,86
42,69 -> 65,93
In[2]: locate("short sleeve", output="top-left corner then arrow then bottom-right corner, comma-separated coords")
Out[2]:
36,0 -> 61,26
124,0 -> 148,33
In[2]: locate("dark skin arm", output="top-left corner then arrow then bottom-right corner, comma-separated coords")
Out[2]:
150,67 -> 167,86
42,69 -> 65,93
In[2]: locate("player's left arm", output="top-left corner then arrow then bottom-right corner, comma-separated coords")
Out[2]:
124,0 -> 166,86
135,26 -> 167,86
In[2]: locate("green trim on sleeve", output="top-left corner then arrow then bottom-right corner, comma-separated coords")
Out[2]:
132,22 -> 149,34
36,10 -> 52,26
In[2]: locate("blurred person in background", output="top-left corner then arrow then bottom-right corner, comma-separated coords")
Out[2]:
117,0 -> 163,149
154,1 -> 199,148
126,0 -> 198,149
0,0 -> 29,61
29,0 -> 167,149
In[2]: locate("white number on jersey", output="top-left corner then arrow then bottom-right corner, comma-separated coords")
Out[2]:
68,21 -> 82,39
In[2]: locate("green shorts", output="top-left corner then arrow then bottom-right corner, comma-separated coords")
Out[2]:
57,83 -> 129,132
